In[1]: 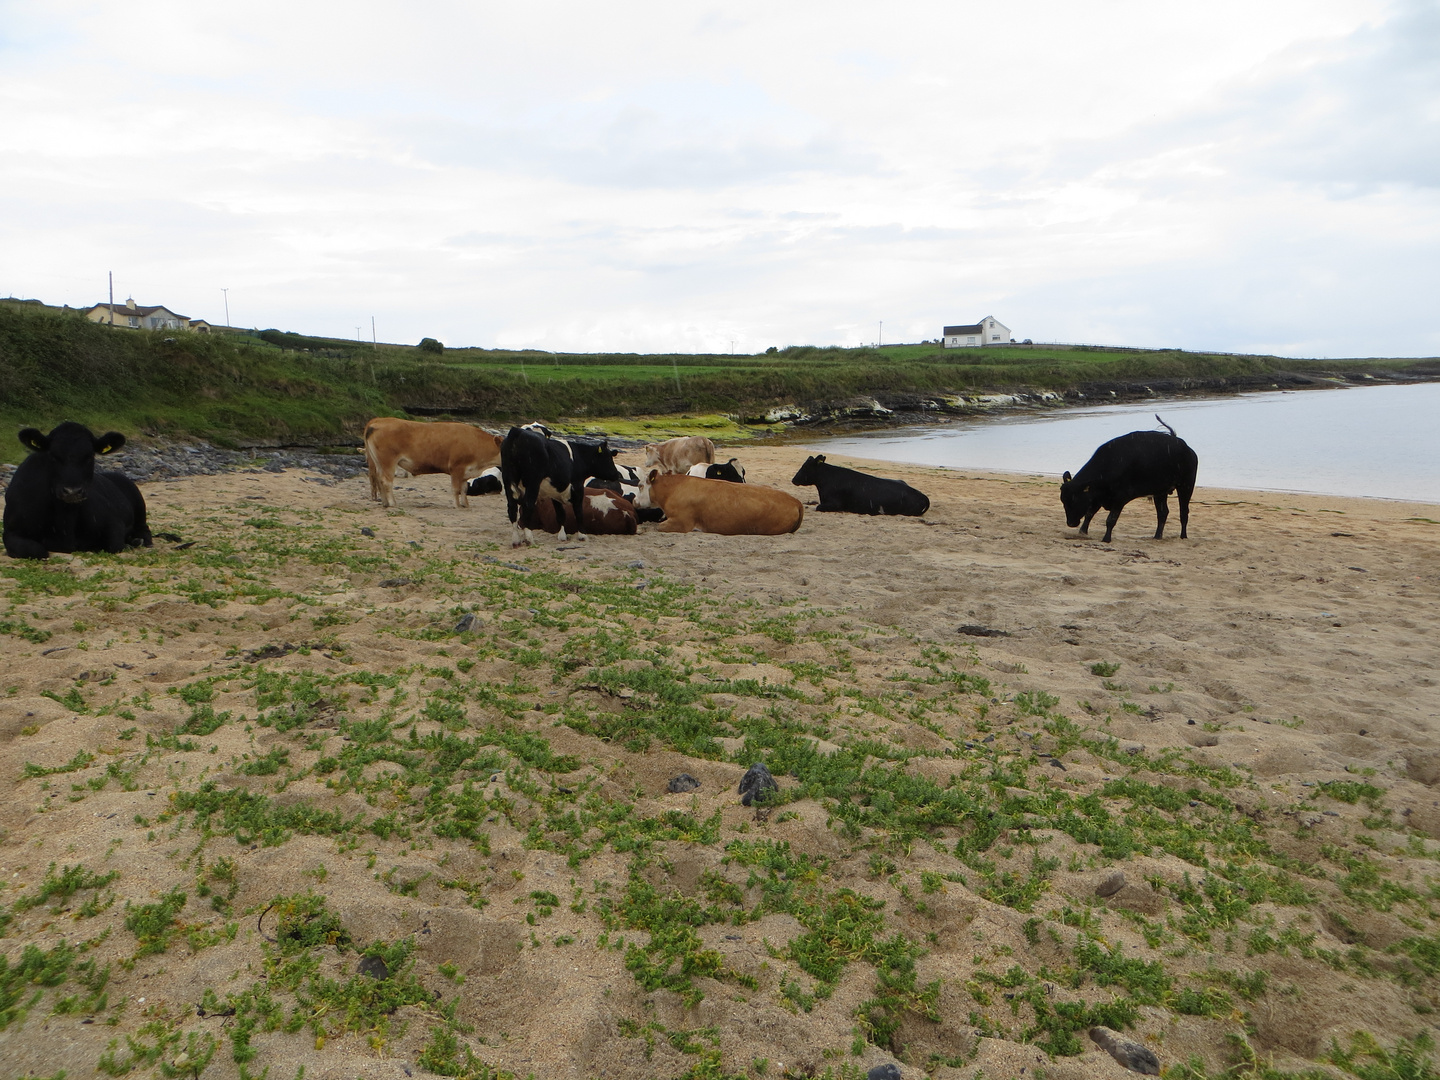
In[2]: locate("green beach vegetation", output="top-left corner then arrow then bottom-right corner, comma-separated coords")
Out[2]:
2,298 -> 1435,457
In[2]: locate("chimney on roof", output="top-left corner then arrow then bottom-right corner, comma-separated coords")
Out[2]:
125,297 -> 136,310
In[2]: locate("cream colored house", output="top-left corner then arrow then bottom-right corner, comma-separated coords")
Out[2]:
85,297 -> 211,332
943,316 -> 1012,347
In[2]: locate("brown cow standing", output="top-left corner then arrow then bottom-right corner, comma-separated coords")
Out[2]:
641,436 -> 715,476
637,472 -> 803,535
363,417 -> 502,509
519,488 -> 639,535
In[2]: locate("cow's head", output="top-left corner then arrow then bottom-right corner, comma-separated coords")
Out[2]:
586,440 -> 622,485
790,454 -> 824,486
640,444 -> 660,469
634,468 -> 662,510
20,422 -> 126,504
1059,470 -> 1095,529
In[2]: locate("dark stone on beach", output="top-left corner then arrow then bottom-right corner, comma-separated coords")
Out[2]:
361,527 -> 375,537
1095,870 -> 1126,898
454,613 -> 479,633
1090,1026 -> 1159,1075
957,624 -> 1009,637
358,954 -> 390,980
867,1065 -> 902,1080
379,577 -> 413,588
738,762 -> 778,807
667,773 -> 701,793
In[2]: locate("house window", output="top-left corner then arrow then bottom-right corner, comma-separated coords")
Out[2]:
128,316 -> 139,327
967,336 -> 976,344
991,334 -> 999,340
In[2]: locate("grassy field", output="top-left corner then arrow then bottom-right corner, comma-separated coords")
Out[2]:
2,299 -> 1436,459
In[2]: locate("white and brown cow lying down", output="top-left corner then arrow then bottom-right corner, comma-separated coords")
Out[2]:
642,435 -> 715,476
636,471 -> 803,535
518,488 -> 638,536
364,417 -> 502,509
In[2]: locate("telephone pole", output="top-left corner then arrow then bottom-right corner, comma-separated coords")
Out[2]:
108,271 -> 115,325
221,288 -> 230,328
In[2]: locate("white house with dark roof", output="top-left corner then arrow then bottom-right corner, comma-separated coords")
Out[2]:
84,297 -> 211,332
942,316 -> 1011,347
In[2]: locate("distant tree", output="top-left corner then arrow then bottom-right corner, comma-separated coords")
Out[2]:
418,337 -> 444,354
765,346 -> 778,354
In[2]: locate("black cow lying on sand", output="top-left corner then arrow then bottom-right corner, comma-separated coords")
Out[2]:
1060,415 -> 1198,543
790,455 -> 930,516
3,423 -> 152,560
500,425 -> 622,546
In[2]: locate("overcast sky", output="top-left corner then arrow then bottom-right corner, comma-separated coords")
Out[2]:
2,0 -> 1436,356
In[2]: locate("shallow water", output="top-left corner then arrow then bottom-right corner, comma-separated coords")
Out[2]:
805,382 -> 1440,504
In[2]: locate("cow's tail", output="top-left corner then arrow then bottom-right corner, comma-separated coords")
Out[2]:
1155,414 -> 1178,439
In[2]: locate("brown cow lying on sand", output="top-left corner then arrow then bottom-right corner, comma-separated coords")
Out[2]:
364,417 -> 502,509
519,488 -> 638,536
642,435 -> 715,476
636,472 -> 803,535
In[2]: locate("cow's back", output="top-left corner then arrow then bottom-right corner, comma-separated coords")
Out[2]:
657,476 -> 802,535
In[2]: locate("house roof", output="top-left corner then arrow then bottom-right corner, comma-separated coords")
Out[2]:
944,324 -> 984,336
88,303 -> 190,320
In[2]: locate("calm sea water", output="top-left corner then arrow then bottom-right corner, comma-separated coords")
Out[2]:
805,382 -> 1440,504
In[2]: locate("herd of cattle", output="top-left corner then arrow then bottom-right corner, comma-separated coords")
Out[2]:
2,415 -> 1198,559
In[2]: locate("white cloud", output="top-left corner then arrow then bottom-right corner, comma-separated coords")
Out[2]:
1,0 -> 1434,356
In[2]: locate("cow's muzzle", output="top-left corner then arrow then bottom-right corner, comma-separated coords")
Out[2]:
57,487 -> 88,505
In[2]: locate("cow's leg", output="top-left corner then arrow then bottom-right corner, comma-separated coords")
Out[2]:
377,462 -> 397,508
1079,510 -> 1098,536
1100,505 -> 1123,543
1152,494 -> 1169,539
3,532 -> 50,560
1176,483 -> 1193,539
451,469 -> 469,509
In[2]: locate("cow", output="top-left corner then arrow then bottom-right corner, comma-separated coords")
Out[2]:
636,471 -> 803,535
501,426 -> 622,546
466,467 -> 503,496
1060,416 -> 1198,543
790,455 -> 929,516
519,487 -> 638,536
705,458 -> 746,483
3,423 -> 152,560
591,466 -> 667,524
363,417 -> 502,509
642,436 -> 715,476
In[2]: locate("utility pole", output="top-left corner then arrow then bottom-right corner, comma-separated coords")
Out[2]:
371,316 -> 377,350
221,288 -> 229,328
108,271 -> 115,325
355,326 -> 362,342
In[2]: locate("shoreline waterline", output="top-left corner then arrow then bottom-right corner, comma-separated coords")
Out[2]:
798,381 -> 1440,506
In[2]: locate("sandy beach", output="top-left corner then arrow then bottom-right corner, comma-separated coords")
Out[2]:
1,443 -> 1437,1080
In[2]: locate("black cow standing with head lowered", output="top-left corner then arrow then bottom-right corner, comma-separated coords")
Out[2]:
791,455 -> 930,516
1060,416 -> 1198,543
3,423 -> 153,560
500,425 -> 622,546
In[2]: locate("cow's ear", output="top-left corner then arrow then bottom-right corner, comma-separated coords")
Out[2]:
815,455 -> 825,463
94,432 -> 126,455
646,469 -> 660,484
18,428 -> 47,453
1062,471 -> 1072,483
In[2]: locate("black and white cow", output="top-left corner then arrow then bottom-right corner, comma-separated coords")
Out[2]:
703,458 -> 746,483
465,466 -> 503,496
500,426 -> 622,546
1060,416 -> 1198,543
790,455 -> 930,516
3,423 -> 152,560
